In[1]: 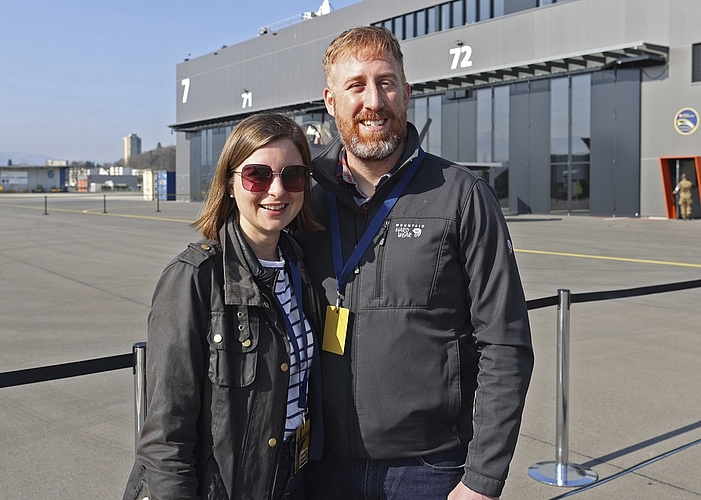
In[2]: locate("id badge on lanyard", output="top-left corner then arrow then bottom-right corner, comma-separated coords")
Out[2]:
322,148 -> 425,355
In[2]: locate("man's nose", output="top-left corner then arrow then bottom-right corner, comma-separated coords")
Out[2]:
363,84 -> 383,110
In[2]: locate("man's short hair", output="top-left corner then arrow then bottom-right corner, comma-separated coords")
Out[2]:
323,26 -> 406,85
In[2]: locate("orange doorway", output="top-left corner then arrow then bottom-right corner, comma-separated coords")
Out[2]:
659,156 -> 701,219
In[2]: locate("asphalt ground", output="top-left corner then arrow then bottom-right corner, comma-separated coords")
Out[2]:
0,193 -> 699,499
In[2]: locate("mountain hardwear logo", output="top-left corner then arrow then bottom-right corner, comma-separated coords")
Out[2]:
395,223 -> 425,238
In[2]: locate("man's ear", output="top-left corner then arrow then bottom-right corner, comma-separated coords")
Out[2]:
323,87 -> 336,117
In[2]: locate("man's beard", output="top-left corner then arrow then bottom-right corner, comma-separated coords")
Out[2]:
336,109 -> 406,161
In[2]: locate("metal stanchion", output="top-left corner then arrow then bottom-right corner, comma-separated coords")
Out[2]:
43,195 -> 48,215
528,289 -> 598,487
133,342 -> 147,452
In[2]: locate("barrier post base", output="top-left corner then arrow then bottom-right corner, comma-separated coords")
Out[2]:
528,461 -> 598,487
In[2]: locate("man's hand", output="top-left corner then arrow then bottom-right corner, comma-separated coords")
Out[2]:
447,481 -> 499,500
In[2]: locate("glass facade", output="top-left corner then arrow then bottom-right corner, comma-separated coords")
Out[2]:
409,94 -> 443,157
186,69 -> 641,216
186,68 -> 611,215
476,88 -> 492,163
373,0 -> 561,40
550,74 -> 591,213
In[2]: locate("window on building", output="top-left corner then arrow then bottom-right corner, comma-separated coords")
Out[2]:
693,43 -> 701,83
478,0 -> 492,21
441,3 -> 452,30
493,0 -> 505,17
476,88 -> 493,163
427,6 -> 438,34
550,74 -> 591,214
416,10 -> 427,36
405,12 -> 415,39
428,95 -> 443,156
452,0 -> 465,26
373,0 -> 554,43
493,85 -> 510,163
570,74 -> 591,213
394,15 -> 404,40
410,95 -> 443,156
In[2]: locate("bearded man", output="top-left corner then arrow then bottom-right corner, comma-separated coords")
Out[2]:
297,26 -> 534,500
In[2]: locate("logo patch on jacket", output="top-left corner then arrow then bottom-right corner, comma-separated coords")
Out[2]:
395,223 -> 425,238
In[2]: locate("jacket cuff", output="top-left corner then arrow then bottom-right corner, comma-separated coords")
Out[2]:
461,467 -> 506,498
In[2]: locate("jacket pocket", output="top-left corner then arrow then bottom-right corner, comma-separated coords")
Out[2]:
208,308 -> 259,387
372,217 -> 449,307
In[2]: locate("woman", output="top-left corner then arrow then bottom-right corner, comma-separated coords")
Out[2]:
123,113 -> 323,500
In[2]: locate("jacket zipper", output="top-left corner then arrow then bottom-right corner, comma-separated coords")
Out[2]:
374,219 -> 392,299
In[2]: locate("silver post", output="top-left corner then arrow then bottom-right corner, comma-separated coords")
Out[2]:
555,288 -> 570,480
528,289 -> 597,487
133,342 -> 147,452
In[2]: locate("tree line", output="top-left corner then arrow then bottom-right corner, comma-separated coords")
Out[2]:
125,144 -> 176,171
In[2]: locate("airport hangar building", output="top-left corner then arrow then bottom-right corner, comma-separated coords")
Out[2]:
171,0 -> 701,219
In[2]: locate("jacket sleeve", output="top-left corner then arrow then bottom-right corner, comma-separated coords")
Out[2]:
135,248 -> 215,499
460,180 -> 534,497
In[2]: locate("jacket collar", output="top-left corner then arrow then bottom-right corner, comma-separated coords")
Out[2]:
218,216 -> 303,306
219,217 -> 267,306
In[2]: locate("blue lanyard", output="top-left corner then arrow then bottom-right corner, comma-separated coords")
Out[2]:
329,148 -> 425,305
275,250 -> 310,410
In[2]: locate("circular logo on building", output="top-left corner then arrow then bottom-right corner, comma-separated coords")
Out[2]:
674,107 -> 699,135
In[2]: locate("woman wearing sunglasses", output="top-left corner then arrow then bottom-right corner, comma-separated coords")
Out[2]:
123,113 -> 323,500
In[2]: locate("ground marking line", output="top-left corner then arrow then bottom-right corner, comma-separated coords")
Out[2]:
0,202 -> 192,223
515,248 -> 701,269
3,202 -> 700,267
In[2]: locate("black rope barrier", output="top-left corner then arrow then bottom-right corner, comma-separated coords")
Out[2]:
2,279 -> 701,389
526,278 -> 701,311
0,353 -> 133,389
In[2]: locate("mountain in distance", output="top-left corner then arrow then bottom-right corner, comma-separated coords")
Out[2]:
0,151 -> 53,166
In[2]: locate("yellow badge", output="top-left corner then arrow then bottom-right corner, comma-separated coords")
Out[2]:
322,305 -> 349,355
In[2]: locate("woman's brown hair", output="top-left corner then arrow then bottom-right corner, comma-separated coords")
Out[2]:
191,113 -> 321,240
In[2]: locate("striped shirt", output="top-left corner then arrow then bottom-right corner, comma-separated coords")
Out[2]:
259,256 -> 315,439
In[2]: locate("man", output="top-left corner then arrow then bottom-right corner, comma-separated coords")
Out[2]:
298,26 -> 534,499
673,173 -> 694,220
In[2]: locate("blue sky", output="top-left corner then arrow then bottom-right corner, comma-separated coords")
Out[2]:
0,0 -> 359,164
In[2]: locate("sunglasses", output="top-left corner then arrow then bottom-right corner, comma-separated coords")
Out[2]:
233,164 -> 310,193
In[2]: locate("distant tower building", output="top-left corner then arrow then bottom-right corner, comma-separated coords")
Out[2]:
123,133 -> 142,166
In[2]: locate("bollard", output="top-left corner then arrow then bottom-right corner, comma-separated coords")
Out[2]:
43,195 -> 48,215
156,195 -> 161,213
528,289 -> 598,487
133,342 -> 147,452
103,194 -> 108,214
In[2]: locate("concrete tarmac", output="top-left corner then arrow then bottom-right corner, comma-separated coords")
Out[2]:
0,193 -> 699,499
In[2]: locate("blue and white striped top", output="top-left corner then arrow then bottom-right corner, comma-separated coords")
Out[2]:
259,256 -> 315,439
